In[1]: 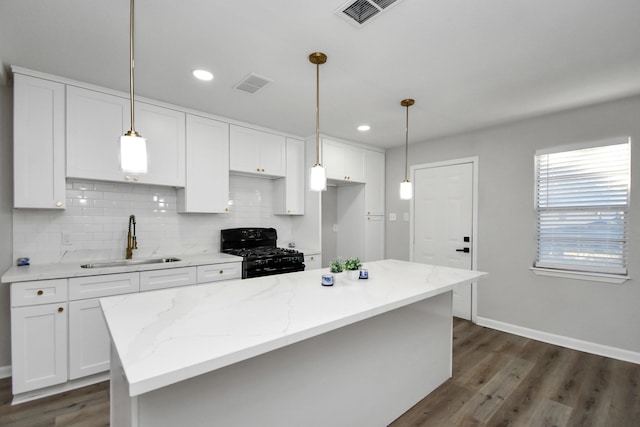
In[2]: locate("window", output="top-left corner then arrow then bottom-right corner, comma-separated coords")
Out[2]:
534,137 -> 630,276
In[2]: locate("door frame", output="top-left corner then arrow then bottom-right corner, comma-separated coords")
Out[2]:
409,156 -> 480,322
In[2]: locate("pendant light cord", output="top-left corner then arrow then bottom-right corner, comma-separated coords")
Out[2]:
404,104 -> 409,181
315,61 -> 320,165
128,0 -> 137,135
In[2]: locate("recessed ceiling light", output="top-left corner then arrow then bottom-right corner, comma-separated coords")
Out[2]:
358,125 -> 371,131
192,69 -> 214,81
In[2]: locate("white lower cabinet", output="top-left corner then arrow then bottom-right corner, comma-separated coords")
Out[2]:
197,263 -> 242,283
304,253 -> 321,270
11,302 -> 68,394
68,298 -> 111,379
10,279 -> 68,395
10,262 -> 242,397
140,267 -> 197,291
67,273 -> 140,381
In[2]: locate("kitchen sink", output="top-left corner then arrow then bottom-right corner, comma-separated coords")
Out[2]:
80,257 -> 182,269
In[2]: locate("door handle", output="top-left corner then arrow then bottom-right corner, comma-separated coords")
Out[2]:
456,247 -> 470,253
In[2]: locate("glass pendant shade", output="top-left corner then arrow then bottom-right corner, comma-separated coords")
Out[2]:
400,180 -> 412,200
309,164 -> 327,191
120,134 -> 148,174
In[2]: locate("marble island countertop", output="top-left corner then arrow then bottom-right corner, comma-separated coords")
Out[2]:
1,252 -> 243,283
101,259 -> 487,396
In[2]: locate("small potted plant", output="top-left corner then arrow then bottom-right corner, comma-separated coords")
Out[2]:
329,258 -> 345,283
344,257 -> 362,281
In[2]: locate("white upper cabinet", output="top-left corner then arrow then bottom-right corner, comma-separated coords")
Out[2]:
135,102 -> 186,187
364,149 -> 385,216
66,86 -> 185,186
13,73 -> 66,209
66,85 -> 128,182
178,115 -> 230,213
274,138 -> 305,215
322,138 -> 365,183
229,125 -> 286,177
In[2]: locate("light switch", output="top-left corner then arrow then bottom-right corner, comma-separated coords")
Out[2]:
389,213 -> 397,221
403,212 -> 409,221
332,224 -> 339,232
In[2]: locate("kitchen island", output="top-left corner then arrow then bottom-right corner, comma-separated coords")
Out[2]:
102,259 -> 486,427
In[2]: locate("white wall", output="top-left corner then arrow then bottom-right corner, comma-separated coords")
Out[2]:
386,94 -> 640,356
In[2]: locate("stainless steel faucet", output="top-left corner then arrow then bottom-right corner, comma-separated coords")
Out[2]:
126,214 -> 138,259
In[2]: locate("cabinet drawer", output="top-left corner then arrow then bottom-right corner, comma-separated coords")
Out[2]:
140,267 -> 196,292
69,272 -> 140,301
197,262 -> 242,283
11,279 -> 68,307
304,254 -> 322,271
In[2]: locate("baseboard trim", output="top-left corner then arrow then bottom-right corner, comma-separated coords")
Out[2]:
476,317 -> 640,365
11,372 -> 109,405
0,365 -> 11,379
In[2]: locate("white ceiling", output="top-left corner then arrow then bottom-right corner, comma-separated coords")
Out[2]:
1,0 -> 639,149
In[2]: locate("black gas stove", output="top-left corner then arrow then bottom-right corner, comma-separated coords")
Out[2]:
221,228 -> 305,279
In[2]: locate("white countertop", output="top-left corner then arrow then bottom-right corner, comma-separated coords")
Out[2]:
1,252 -> 243,283
100,259 -> 486,396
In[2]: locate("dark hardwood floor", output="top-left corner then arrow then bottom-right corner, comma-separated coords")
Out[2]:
0,319 -> 638,426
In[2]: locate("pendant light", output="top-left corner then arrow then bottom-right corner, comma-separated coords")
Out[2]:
309,52 -> 327,192
120,0 -> 148,174
400,98 -> 414,200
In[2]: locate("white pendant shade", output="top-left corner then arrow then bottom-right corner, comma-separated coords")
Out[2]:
309,164 -> 327,191
120,135 -> 148,174
400,180 -> 412,200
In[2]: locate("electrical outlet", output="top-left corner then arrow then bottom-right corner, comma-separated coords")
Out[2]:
62,232 -> 72,245
389,213 -> 397,221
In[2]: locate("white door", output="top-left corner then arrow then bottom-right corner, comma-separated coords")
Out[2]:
412,161 -> 475,320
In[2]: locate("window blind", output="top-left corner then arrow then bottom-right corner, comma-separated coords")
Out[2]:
535,139 -> 630,275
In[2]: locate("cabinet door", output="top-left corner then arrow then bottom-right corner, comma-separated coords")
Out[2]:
69,299 -> 111,379
322,139 -> 365,183
259,132 -> 286,177
342,144 -> 366,183
229,125 -> 285,177
274,138 -> 304,215
365,150 -> 385,215
322,138 -> 344,180
365,215 -> 385,262
178,115 -> 229,213
66,86 -> 128,182
135,102 -> 186,187
11,303 -> 67,394
229,125 -> 261,174
13,74 -> 66,209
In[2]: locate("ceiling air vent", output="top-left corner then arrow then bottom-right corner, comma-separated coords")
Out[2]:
234,73 -> 273,94
336,0 -> 402,26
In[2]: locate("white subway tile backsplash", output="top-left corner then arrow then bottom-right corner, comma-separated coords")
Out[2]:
13,176 -> 295,263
